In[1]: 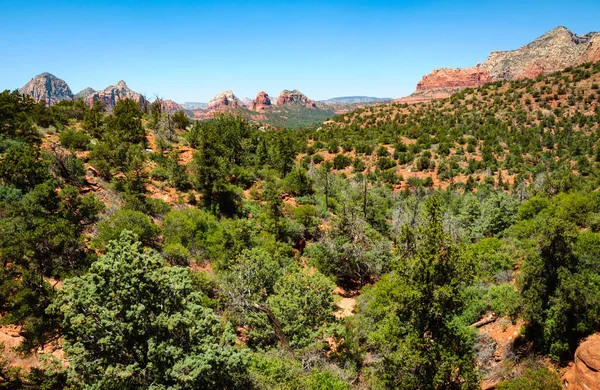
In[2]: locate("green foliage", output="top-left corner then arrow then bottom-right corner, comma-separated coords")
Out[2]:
282,167 -> 314,196
95,209 -> 160,249
496,368 -> 561,390
485,284 -> 520,319
59,129 -> 91,150
50,232 -> 248,389
249,351 -> 349,390
518,203 -> 600,361
266,269 -> 336,350
352,196 -> 478,389
0,144 -> 50,191
332,154 -> 352,170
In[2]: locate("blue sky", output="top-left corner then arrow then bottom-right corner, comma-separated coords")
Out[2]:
1,0 -> 599,102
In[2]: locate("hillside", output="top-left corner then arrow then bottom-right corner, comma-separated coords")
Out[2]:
2,56 -> 600,390
399,26 -> 600,103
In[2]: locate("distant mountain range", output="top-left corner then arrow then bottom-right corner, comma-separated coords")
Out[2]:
181,102 -> 208,110
319,96 -> 392,105
16,25 -> 600,125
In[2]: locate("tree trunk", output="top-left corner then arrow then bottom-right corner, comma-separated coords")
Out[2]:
254,303 -> 294,357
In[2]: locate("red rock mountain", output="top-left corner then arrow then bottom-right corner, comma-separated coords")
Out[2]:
159,99 -> 184,113
400,26 -> 600,102
74,87 -> 95,101
277,89 -> 316,108
86,80 -> 146,110
250,91 -> 272,111
206,90 -> 242,111
19,73 -> 73,105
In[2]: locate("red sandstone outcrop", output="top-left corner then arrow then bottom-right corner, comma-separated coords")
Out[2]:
415,66 -> 492,92
206,90 -> 242,111
250,91 -> 272,111
86,80 -> 146,110
399,26 -> 600,103
19,72 -> 73,105
277,89 -> 316,108
159,99 -> 184,113
563,333 -> 600,390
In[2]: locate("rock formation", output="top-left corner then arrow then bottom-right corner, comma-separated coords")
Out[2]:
85,80 -> 146,110
74,87 -> 95,101
206,90 -> 242,111
19,72 -> 73,105
277,89 -> 316,108
400,26 -> 600,102
563,333 -> 600,390
250,91 -> 272,111
159,99 -> 184,113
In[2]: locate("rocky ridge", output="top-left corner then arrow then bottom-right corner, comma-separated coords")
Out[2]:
277,89 -> 316,108
85,80 -> 147,110
400,26 -> 600,102
19,73 -> 73,105
206,90 -> 243,111
159,99 -> 184,113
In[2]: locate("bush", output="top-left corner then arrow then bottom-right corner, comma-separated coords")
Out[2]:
282,168 -> 314,196
332,154 -> 352,170
376,157 -> 396,171
312,154 -> 324,164
96,209 -> 160,249
486,284 -> 519,319
496,368 -> 561,390
163,243 -> 191,266
59,129 -> 91,150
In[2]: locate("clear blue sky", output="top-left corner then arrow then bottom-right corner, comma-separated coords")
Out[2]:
1,0 -> 599,102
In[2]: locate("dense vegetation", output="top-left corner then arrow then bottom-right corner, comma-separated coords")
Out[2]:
2,62 -> 600,389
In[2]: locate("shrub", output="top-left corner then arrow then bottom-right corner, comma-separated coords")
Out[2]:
59,129 -> 91,150
332,154 -> 352,170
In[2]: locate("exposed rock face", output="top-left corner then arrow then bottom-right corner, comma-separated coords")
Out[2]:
401,26 -> 600,103
241,97 -> 253,107
482,26 -> 599,80
250,91 -> 272,111
19,72 -> 73,105
159,99 -> 184,113
563,334 -> 600,390
206,90 -> 242,111
86,81 -> 146,110
416,66 -> 492,92
74,87 -> 95,101
277,89 -> 316,108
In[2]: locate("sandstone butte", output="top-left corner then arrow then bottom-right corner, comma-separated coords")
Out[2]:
562,333 -> 600,390
206,89 -> 242,111
276,89 -> 317,108
250,91 -> 272,111
398,26 -> 600,103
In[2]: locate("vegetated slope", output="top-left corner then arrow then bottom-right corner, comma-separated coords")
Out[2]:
312,61 -> 600,190
3,63 -> 600,390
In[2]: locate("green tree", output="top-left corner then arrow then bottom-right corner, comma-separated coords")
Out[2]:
353,196 -> 478,389
50,232 -> 248,389
95,209 -> 160,249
